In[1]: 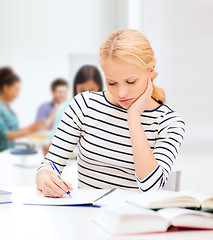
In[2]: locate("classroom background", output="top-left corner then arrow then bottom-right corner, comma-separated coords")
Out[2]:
0,0 -> 213,192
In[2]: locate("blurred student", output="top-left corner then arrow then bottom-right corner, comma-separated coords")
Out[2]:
0,67 -> 43,152
36,78 -> 69,130
42,65 -> 103,156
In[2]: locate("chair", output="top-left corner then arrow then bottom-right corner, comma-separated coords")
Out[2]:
162,171 -> 181,191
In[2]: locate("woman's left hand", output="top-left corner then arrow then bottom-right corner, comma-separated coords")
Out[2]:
127,78 -> 153,119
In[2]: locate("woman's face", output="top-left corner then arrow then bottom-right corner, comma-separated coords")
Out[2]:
76,79 -> 100,95
3,81 -> 21,102
103,59 -> 152,109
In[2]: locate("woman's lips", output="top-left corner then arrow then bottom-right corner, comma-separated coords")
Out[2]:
119,98 -> 133,104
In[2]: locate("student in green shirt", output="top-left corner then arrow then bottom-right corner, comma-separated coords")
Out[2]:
0,67 -> 43,152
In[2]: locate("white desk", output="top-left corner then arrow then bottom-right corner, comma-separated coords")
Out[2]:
0,187 -> 213,240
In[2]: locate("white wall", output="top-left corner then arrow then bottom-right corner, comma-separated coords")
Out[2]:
0,0 -> 128,126
143,0 -> 213,147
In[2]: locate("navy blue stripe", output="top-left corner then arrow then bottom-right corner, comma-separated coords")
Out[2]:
52,143 -> 73,153
83,94 -> 127,122
164,105 -> 174,112
78,171 -> 138,189
159,141 -> 178,154
83,123 -> 130,139
90,97 -> 126,114
79,140 -> 133,165
67,106 -> 83,126
82,129 -> 132,148
54,135 -> 77,145
78,148 -> 135,172
78,162 -> 136,182
78,179 -> 101,189
61,119 -> 80,131
168,137 -> 182,145
44,157 -> 66,167
147,138 -> 158,141
141,114 -> 159,119
153,152 -> 173,164
168,126 -> 185,132
154,146 -> 176,159
58,127 -> 79,138
89,91 -> 103,97
82,136 -> 133,156
157,163 -> 169,175
155,158 -> 171,171
158,124 -> 170,134
159,116 -> 179,125
144,129 -> 158,133
85,114 -> 129,131
143,104 -> 164,113
167,131 -> 184,139
74,97 -> 85,117
157,137 -> 181,146
142,121 -> 159,126
140,172 -> 163,192
48,151 -> 69,160
136,165 -> 160,183
158,177 -> 163,189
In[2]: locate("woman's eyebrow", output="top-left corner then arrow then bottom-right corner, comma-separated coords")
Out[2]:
106,76 -> 138,82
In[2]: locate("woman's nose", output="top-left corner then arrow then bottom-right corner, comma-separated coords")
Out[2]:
118,87 -> 128,99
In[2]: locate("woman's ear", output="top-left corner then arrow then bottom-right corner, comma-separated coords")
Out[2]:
149,65 -> 155,79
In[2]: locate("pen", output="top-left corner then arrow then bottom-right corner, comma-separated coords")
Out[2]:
93,187 -> 117,203
49,161 -> 72,198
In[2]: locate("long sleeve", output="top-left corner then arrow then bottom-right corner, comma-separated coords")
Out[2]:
38,93 -> 88,172
135,111 -> 185,192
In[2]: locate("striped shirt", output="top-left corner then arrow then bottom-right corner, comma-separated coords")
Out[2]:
38,90 -> 185,192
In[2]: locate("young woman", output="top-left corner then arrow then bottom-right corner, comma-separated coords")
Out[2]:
36,30 -> 185,197
0,67 -> 43,152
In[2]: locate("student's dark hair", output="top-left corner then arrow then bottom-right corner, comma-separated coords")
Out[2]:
73,65 -> 103,96
51,78 -> 69,92
0,67 -> 20,92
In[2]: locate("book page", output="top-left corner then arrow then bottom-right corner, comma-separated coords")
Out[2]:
126,190 -> 201,209
158,208 -> 213,229
24,188 -> 108,206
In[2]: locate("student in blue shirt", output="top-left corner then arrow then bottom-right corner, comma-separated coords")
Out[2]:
0,67 -> 43,152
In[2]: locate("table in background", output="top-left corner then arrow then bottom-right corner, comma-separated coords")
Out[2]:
0,149 -> 78,188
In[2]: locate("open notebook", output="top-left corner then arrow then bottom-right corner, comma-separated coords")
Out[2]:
23,188 -> 120,207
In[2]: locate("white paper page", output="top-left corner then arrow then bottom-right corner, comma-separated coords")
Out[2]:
94,189 -> 140,207
126,190 -> 184,208
24,189 -> 108,206
180,190 -> 213,203
158,207 -> 213,221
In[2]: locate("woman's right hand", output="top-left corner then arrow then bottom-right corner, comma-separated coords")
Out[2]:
41,173 -> 73,198
28,120 -> 45,133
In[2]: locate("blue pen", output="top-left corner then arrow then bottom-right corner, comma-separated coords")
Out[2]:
49,161 -> 72,198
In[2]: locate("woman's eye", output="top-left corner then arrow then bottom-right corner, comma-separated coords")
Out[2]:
127,81 -> 136,84
108,82 -> 116,86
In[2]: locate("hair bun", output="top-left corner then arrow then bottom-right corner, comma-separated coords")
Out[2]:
0,67 -> 14,78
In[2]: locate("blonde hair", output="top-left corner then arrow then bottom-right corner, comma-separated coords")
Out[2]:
100,29 -> 165,103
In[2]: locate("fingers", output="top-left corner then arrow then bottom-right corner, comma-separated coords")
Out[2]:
147,78 -> 153,93
50,174 -> 69,192
42,173 -> 73,198
64,181 -> 73,190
